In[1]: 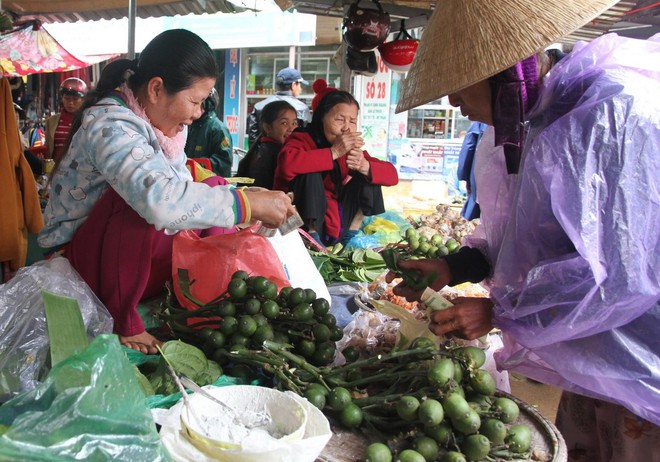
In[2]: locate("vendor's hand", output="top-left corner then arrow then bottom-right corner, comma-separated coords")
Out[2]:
245,190 -> 295,228
385,258 -> 452,301
346,149 -> 370,176
330,131 -> 364,159
429,297 -> 494,340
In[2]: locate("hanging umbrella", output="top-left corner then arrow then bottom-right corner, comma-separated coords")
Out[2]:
0,20 -> 115,77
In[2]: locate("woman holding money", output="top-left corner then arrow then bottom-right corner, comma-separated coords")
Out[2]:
39,30 -> 294,354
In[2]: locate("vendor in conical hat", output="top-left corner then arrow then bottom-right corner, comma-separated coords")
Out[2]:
389,0 -> 660,457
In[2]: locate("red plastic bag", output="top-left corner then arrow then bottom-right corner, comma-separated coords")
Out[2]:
172,226 -> 290,310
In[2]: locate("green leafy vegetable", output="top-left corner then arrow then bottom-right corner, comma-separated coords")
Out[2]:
381,247 -> 436,291
42,290 -> 89,366
309,247 -> 387,283
133,365 -> 155,396
147,340 -> 221,395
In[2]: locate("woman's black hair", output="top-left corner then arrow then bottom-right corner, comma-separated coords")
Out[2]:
52,29 -> 217,177
260,100 -> 297,133
545,48 -> 567,67
308,90 -> 359,147
202,87 -> 220,114
236,100 -> 297,178
130,29 -> 218,93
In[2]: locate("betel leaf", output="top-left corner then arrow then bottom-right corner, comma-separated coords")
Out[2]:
363,249 -> 385,267
310,254 -> 337,283
309,253 -> 328,271
380,247 -> 434,291
351,248 -> 366,264
133,365 -> 155,396
198,360 -> 222,385
148,340 -> 221,395
337,267 -> 366,282
309,248 -> 385,283
364,268 -> 385,281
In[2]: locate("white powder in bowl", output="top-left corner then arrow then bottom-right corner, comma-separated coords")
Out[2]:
181,385 -> 307,453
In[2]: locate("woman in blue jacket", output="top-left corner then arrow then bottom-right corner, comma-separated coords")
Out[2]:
39,30 -> 294,354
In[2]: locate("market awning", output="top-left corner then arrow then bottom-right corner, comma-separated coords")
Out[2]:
282,0 -> 659,43
0,20 -> 115,76
1,0 -> 246,23
3,0 -> 657,43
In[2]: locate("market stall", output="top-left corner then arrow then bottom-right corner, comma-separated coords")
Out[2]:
1,1 -> 657,461
0,207 -> 568,461
0,20 -> 111,77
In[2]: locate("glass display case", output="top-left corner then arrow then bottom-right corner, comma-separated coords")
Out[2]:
245,47 -> 341,108
406,98 -> 470,140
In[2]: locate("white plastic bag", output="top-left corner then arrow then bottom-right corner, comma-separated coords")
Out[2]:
267,230 -> 331,303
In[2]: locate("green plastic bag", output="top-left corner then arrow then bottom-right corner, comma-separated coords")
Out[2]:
0,334 -> 171,462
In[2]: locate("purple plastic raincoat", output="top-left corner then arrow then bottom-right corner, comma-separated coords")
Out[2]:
467,33 -> 660,424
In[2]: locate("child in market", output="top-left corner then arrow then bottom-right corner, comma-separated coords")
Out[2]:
237,100 -> 298,189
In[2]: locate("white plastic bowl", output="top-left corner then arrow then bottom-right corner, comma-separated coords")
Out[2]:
180,385 -> 307,459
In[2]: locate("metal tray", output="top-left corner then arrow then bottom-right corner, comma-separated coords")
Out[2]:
317,391 -> 567,462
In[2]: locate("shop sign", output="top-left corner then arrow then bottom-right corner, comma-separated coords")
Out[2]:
223,48 -> 241,161
45,11 -> 316,56
356,56 -> 391,160
389,139 -> 463,192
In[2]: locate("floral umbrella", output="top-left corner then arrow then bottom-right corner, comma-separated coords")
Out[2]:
0,20 -> 114,77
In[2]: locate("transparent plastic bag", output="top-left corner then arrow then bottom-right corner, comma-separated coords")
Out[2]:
0,334 -> 170,461
334,303 -> 401,364
362,211 -> 411,233
472,34 -> 660,423
345,211 -> 413,250
0,256 -> 113,401
327,282 -> 363,328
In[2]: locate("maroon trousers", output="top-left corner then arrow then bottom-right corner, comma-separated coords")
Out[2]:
67,177 -> 234,336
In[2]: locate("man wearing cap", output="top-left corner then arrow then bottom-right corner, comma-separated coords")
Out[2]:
45,77 -> 87,162
246,67 -> 312,147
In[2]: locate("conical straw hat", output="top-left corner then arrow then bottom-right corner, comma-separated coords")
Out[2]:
396,0 -> 619,113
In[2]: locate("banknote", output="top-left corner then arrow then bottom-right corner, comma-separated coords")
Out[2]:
254,210 -> 304,237
278,210 -> 304,235
420,287 -> 454,311
254,224 -> 277,237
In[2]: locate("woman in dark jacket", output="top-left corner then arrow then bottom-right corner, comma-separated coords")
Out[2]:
237,100 -> 298,189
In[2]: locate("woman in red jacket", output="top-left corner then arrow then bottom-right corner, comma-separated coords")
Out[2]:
273,80 -> 398,246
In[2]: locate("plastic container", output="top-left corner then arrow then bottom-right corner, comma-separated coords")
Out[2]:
157,387 -> 332,462
180,385 -> 307,459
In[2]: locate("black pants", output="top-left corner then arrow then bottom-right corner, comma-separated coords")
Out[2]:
289,172 -> 385,245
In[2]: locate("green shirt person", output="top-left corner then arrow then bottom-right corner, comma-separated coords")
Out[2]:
184,88 -> 233,177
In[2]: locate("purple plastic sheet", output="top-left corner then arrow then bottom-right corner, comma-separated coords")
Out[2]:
467,33 -> 660,424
